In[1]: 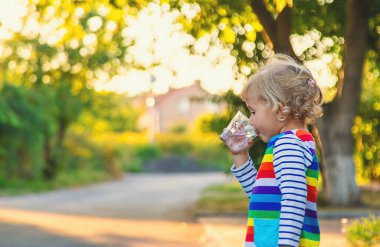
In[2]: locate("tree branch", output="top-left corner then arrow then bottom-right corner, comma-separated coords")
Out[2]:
250,0 -> 277,42
276,5 -> 294,55
251,1 -> 295,57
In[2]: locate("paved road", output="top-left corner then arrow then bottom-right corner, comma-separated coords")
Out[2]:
0,173 -> 231,247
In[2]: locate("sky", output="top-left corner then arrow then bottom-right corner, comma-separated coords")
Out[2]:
0,1 -> 336,96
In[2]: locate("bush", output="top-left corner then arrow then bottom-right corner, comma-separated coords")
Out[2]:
190,133 -> 232,172
0,84 -> 58,180
126,144 -> 160,172
156,133 -> 193,156
346,215 -> 380,247
156,132 -> 231,171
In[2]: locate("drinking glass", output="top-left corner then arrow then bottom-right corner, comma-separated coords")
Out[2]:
219,111 -> 257,153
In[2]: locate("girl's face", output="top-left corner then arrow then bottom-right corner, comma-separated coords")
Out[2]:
245,88 -> 284,143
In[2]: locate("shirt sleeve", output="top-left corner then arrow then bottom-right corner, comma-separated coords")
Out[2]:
273,136 -> 308,247
231,157 -> 257,198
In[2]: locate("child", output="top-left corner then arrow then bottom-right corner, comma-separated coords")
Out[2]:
222,54 -> 323,247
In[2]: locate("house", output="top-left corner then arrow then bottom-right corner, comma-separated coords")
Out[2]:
138,81 -> 225,135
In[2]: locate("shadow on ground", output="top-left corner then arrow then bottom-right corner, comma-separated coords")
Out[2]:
0,222 -> 101,247
0,207 -> 206,247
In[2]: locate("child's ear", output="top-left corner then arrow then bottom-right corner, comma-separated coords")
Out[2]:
276,104 -> 287,122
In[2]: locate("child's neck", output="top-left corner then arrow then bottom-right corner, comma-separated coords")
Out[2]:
280,119 -> 307,133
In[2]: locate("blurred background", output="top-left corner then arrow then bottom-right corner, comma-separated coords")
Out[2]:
0,0 -> 379,246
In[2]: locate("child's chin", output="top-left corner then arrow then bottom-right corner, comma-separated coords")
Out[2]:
261,136 -> 269,143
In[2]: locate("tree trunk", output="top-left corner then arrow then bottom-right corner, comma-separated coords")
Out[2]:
42,119 -> 67,180
250,0 -> 369,205
42,137 -> 56,180
318,0 -> 369,205
250,0 -> 329,186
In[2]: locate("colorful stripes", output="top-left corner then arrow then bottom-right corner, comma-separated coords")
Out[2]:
232,129 -> 320,247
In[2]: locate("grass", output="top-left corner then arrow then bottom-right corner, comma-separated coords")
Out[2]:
194,181 -> 248,215
0,169 -> 113,196
194,181 -> 380,215
362,189 -> 380,208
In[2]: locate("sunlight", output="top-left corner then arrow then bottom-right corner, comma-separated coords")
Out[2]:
305,54 -> 339,89
0,207 -> 205,246
88,16 -> 103,32
0,1 -> 338,97
290,30 -> 341,90
103,2 -> 241,96
0,0 -> 27,31
92,2 -> 337,96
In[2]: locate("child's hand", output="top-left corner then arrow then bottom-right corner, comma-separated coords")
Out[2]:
227,137 -> 253,154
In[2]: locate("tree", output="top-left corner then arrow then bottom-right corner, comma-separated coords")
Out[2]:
172,0 -> 379,205
249,0 -> 370,205
0,83 -> 57,180
317,0 -> 369,205
0,0 -> 132,180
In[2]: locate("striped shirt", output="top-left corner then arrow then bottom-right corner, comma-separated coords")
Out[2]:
232,129 -> 320,247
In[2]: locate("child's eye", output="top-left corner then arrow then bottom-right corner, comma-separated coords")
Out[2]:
250,111 -> 255,115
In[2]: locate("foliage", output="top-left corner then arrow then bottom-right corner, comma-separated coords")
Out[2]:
1,0 -> 379,193
119,128 -> 231,173
78,97 -> 145,175
0,84 -> 142,183
171,0 -> 380,184
172,0 -> 268,81
124,144 -> 160,172
353,51 -> 380,182
0,83 -> 57,180
156,132 -> 231,171
0,0 -> 138,180
168,0 -> 355,81
346,215 -> 380,247
77,92 -> 143,133
0,168 -> 112,196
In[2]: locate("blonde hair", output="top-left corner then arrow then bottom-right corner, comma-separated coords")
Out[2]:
242,54 -> 323,124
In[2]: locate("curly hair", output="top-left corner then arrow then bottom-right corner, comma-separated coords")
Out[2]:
241,54 -> 323,124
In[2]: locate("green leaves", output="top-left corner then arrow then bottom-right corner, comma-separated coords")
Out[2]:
346,215 -> 380,247
0,0 -> 135,180
0,83 -> 58,179
353,51 -> 380,182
